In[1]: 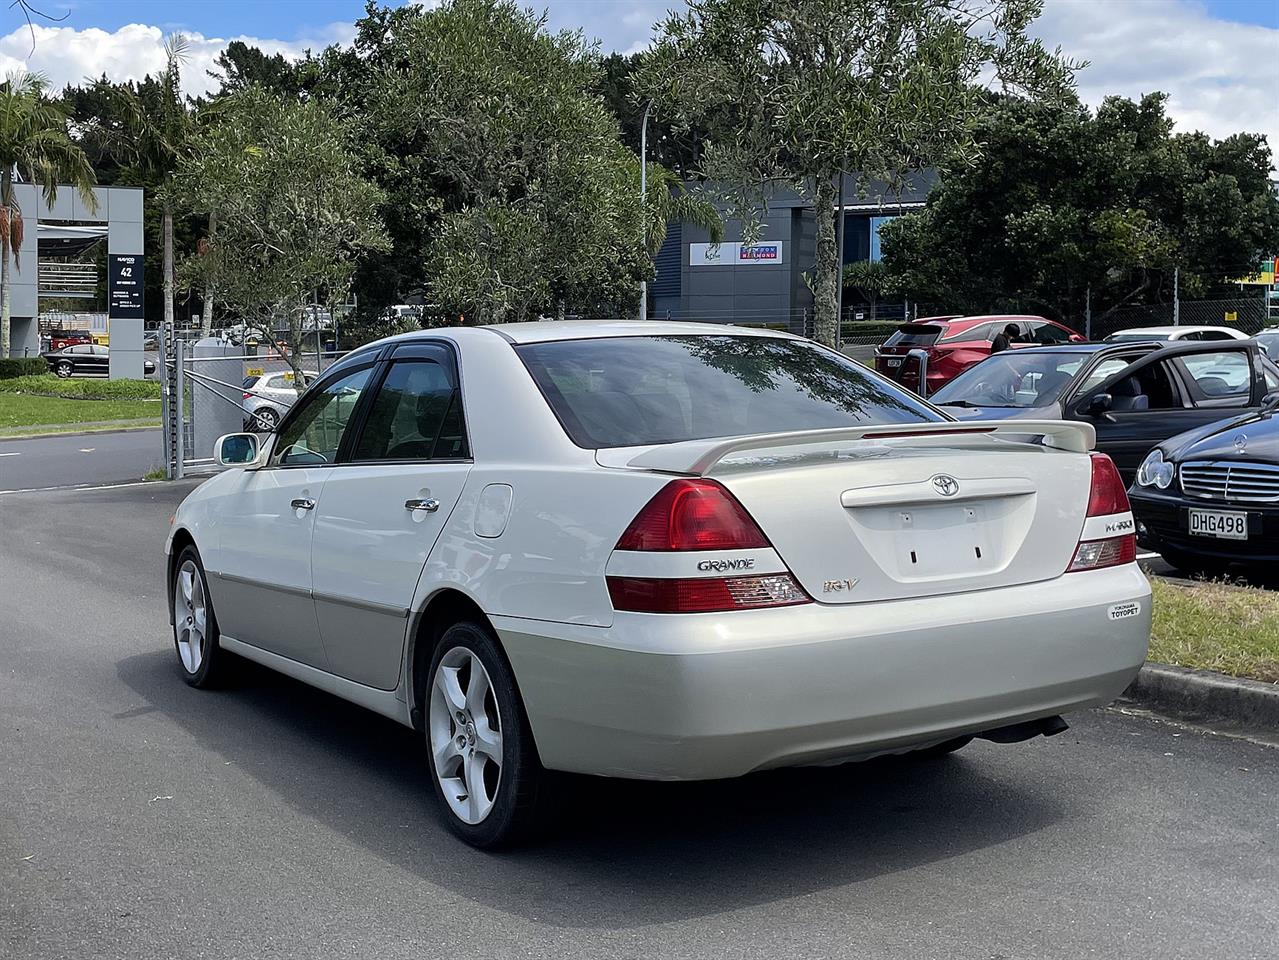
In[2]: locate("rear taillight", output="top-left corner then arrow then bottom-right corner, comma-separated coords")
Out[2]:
607,574 -> 809,614
243,391 -> 252,400
616,478 -> 769,551
609,479 -> 810,613
1068,453 -> 1136,573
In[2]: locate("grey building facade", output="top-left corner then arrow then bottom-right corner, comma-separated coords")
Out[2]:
650,172 -> 935,329
7,184 -> 145,378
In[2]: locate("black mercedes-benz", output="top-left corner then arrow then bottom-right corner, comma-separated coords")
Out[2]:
1129,401 -> 1279,572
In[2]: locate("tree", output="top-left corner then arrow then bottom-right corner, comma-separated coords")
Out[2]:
0,72 -> 98,358
641,0 -> 1077,345
93,35 -> 193,337
207,41 -> 304,98
176,88 -> 389,387
842,259 -> 892,321
878,93 -> 1279,324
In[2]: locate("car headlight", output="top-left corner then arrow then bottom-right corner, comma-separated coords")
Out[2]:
1136,449 -> 1175,489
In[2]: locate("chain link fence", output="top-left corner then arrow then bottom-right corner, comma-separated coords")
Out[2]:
1087,296 -> 1272,340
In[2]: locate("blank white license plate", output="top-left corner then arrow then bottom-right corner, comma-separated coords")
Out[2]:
884,357 -> 902,367
1188,509 -> 1247,540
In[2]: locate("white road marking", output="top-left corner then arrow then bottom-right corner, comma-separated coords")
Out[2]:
79,448 -> 96,453
1137,551 -> 1161,560
0,478 -> 178,496
0,452 -> 20,457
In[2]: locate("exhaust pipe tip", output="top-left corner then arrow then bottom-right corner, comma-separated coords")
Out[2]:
976,715 -> 1070,744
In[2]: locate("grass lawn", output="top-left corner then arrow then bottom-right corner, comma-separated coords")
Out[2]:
0,393 -> 161,430
0,374 -> 161,400
1150,578 -> 1279,683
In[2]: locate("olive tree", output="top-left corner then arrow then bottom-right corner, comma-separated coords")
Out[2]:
177,88 -> 388,387
641,0 -> 1079,345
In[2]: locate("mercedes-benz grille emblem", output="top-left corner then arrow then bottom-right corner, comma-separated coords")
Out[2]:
932,474 -> 960,497
1234,433 -> 1247,454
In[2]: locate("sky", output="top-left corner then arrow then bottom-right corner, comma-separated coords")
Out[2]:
1,0 -> 1276,153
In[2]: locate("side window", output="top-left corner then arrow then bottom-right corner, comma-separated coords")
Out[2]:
1075,357 -> 1137,396
271,366 -> 373,466
1173,351 -> 1252,406
1031,322 -> 1071,345
1199,331 -> 1233,342
352,359 -> 469,461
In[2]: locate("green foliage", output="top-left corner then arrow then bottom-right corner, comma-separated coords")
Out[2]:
879,93 -> 1279,323
0,357 -> 46,379
0,374 -> 161,399
640,0 -> 1078,345
176,87 -> 388,377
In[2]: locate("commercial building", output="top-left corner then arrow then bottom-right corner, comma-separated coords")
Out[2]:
6,184 -> 145,378
649,171 -> 935,328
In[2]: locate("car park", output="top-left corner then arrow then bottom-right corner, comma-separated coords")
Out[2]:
166,321 -> 1150,847
932,340 -> 1279,482
242,369 -> 314,431
874,314 -> 1085,395
1130,401 -> 1279,573
1102,325 -> 1249,343
41,343 -> 156,378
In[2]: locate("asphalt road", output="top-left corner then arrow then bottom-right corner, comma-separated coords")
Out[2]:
1,481 -> 1276,960
0,429 -> 164,492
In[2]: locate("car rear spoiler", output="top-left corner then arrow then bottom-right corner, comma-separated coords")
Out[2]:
623,420 -> 1097,476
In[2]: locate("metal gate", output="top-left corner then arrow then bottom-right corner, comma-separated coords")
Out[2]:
160,324 -> 341,479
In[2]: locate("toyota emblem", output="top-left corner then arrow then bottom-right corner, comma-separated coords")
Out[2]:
932,474 -> 960,497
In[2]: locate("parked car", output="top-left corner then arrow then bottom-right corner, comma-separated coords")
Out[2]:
1253,329 -> 1279,357
1102,325 -> 1249,343
167,321 -> 1150,846
1130,402 -> 1279,573
874,315 -> 1085,395
242,370 -> 314,432
932,340 -> 1279,483
44,328 -> 92,352
41,344 -> 156,378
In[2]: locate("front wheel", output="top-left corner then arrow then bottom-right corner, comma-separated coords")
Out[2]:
426,621 -> 545,847
171,546 -> 228,687
55,361 -> 74,378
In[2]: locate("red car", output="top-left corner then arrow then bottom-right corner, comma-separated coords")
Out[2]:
874,314 -> 1086,395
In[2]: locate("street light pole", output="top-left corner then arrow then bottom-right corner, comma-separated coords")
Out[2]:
639,100 -> 654,321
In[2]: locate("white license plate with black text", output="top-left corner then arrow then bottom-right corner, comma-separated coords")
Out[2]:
1188,509 -> 1247,540
884,357 -> 902,368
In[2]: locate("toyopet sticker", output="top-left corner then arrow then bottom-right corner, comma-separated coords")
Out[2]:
1107,601 -> 1142,621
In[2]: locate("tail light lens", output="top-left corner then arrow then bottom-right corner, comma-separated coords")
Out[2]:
610,479 -> 810,612
616,478 -> 769,551
1068,452 -> 1136,573
243,391 -> 252,400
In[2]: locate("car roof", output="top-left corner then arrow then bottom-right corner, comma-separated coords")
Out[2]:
1111,325 -> 1241,336
475,320 -> 806,345
1000,343 -> 1134,355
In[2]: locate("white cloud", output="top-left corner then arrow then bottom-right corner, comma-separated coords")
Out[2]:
0,21 -> 354,99
1034,0 -> 1279,155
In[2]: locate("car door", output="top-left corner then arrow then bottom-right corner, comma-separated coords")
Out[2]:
90,345 -> 110,374
1068,346 -> 1262,480
309,341 -> 474,690
208,361 -> 378,668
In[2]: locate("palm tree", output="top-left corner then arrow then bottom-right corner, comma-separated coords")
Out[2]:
0,72 -> 98,358
97,34 -> 192,338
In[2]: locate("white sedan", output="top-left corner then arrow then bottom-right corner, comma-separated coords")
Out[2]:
165,321 -> 1151,846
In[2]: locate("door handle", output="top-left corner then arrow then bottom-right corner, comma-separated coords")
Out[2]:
405,498 -> 441,513
291,498 -> 316,511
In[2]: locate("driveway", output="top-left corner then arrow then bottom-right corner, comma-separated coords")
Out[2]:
1,481 -> 1275,959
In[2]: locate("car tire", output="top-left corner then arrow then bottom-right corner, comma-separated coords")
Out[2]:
171,546 -> 228,688
425,620 -> 546,848
251,407 -> 278,432
55,361 -> 74,378
910,735 -> 973,758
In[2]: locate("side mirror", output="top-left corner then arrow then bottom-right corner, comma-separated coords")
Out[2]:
1086,393 -> 1113,417
215,433 -> 262,468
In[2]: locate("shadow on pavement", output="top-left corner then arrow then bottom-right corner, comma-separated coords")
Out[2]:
118,646 -> 1064,929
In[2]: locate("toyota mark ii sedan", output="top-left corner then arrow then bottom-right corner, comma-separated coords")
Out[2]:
165,321 -> 1151,846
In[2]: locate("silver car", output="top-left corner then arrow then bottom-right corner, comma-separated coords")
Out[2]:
241,370 -> 313,431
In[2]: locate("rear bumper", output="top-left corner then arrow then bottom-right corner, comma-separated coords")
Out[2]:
1131,489 -> 1279,563
496,565 -> 1151,780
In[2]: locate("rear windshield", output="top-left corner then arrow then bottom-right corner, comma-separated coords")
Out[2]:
517,335 -> 940,448
883,324 -> 945,347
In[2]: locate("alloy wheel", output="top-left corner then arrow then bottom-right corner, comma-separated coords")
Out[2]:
428,646 -> 503,825
173,559 -> 207,674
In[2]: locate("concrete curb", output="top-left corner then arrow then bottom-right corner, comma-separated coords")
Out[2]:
1123,662 -> 1279,732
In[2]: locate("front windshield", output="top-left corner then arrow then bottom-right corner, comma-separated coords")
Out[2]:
932,352 -> 1088,408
